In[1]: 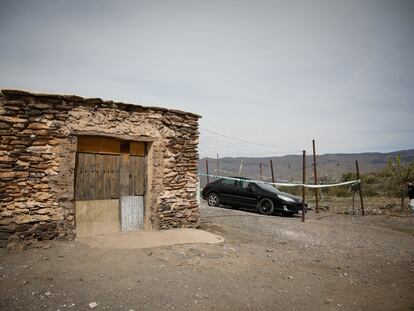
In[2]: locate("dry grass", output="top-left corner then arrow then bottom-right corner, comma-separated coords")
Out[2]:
307,195 -> 412,216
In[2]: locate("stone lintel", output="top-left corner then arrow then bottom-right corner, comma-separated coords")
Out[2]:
71,131 -> 158,142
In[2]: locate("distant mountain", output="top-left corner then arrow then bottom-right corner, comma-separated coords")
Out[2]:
198,149 -> 414,186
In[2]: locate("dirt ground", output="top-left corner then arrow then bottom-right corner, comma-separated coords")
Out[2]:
1,200 -> 414,311
312,195 -> 412,216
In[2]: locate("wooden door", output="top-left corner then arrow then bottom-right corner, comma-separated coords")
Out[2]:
75,153 -> 145,200
75,153 -> 121,201
75,140 -> 146,236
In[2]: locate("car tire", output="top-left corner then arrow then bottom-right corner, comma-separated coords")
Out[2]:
257,198 -> 274,215
207,193 -> 220,207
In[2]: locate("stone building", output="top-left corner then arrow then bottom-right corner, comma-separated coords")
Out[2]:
0,89 -> 201,247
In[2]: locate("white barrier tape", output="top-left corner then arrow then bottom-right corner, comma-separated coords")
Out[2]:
198,173 -> 360,189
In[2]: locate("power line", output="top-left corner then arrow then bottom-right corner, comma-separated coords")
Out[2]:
199,127 -> 304,153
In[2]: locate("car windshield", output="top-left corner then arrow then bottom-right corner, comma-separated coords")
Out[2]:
256,183 -> 280,193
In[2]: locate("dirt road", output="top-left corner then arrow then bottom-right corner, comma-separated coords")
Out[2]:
1,202 -> 413,310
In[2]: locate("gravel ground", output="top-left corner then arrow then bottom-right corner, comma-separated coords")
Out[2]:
1,201 -> 413,311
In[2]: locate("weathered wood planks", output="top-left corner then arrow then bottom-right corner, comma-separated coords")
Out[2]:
75,152 -> 145,200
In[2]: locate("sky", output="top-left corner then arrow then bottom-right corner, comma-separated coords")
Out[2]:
0,0 -> 413,157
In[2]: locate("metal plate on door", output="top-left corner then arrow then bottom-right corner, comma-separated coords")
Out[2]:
121,196 -> 144,231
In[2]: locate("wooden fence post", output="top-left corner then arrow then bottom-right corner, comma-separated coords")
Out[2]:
302,150 -> 306,222
259,162 -> 263,180
239,159 -> 244,176
355,160 -> 365,216
312,139 -> 319,213
216,154 -> 219,176
270,159 -> 275,183
205,159 -> 210,184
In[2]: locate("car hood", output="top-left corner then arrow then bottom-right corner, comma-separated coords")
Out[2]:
259,187 -> 302,203
276,191 -> 302,203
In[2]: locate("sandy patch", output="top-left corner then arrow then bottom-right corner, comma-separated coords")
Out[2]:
77,228 -> 224,249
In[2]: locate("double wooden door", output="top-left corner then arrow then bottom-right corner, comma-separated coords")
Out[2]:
75,153 -> 145,200
75,150 -> 146,237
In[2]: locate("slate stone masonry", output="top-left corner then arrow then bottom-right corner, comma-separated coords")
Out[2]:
0,89 -> 201,247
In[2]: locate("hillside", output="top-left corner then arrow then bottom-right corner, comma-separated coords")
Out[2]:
198,149 -> 414,185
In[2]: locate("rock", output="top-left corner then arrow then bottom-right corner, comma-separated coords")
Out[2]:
0,232 -> 12,240
28,103 -> 53,109
0,116 -> 27,123
44,291 -> 52,296
28,123 -> 49,130
0,171 -> 17,179
15,214 -> 50,224
89,302 -> 98,309
205,253 -> 224,259
16,160 -> 30,167
187,248 -> 203,257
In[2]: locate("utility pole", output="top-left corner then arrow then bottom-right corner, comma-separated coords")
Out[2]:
355,160 -> 365,216
312,139 -> 319,213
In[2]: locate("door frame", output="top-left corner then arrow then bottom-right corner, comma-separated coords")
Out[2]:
72,133 -> 156,233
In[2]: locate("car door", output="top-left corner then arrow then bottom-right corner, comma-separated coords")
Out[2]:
219,179 -> 238,205
233,180 -> 259,209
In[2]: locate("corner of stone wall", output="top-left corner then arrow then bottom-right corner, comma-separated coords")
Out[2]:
156,113 -> 200,229
0,93 -> 77,247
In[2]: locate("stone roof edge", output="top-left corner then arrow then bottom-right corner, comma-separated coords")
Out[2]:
1,89 -> 202,119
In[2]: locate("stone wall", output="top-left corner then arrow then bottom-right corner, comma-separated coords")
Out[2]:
0,89 -> 201,247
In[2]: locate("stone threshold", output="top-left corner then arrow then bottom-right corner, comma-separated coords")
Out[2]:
76,228 -> 224,249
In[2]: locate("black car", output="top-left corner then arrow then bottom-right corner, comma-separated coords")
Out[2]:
202,177 -> 305,216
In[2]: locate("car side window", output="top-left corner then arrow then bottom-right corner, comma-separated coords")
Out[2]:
247,182 -> 257,192
238,180 -> 250,190
221,179 -> 235,187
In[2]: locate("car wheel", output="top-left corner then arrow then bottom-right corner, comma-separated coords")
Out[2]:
207,193 -> 220,207
257,198 -> 274,215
